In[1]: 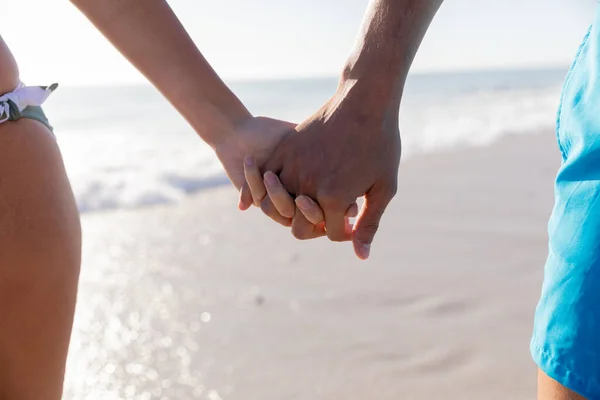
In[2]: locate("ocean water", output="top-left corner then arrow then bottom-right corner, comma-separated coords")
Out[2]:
44,68 -> 566,213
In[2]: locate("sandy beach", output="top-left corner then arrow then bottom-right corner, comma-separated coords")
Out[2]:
63,130 -> 559,400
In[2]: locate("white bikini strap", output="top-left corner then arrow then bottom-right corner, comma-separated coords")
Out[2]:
0,82 -> 58,124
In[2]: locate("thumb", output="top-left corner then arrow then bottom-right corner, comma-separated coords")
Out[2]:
238,182 -> 253,211
352,185 -> 394,260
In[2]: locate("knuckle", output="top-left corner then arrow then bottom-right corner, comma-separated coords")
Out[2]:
326,231 -> 346,243
291,228 -> 307,240
305,213 -> 324,226
298,171 -> 317,191
253,197 -> 265,207
382,182 -> 398,200
280,205 -> 296,219
291,224 -> 311,240
277,170 -> 298,197
275,197 -> 296,217
317,189 -> 344,208
252,189 -> 266,204
361,222 -> 380,237
260,198 -> 272,214
262,198 -> 292,226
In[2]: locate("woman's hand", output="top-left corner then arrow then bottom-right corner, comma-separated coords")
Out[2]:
214,116 -> 295,192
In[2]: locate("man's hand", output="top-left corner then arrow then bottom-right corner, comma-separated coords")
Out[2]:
241,79 -> 401,260
239,0 -> 444,259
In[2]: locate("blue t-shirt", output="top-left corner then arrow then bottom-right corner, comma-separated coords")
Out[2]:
531,9 -> 600,399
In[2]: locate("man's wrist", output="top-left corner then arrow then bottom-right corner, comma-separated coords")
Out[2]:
334,70 -> 403,123
334,0 -> 444,122
337,41 -> 410,118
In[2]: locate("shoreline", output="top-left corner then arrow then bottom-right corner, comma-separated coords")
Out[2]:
66,129 -> 560,399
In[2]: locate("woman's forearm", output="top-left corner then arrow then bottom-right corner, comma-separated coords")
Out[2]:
70,0 -> 250,148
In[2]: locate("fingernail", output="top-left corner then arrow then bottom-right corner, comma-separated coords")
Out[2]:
358,243 -> 371,260
245,155 -> 254,167
264,171 -> 277,186
295,196 -> 311,210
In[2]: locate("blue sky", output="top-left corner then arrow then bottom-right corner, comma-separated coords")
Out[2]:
0,0 -> 596,85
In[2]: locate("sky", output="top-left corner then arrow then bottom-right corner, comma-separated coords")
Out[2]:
0,0 -> 596,86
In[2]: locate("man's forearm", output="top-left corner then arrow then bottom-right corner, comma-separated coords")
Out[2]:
340,0 -> 444,112
70,0 -> 250,148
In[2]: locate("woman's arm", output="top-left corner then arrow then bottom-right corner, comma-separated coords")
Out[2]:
70,0 -> 251,149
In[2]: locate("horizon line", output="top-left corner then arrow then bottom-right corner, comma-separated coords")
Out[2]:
54,64 -> 570,89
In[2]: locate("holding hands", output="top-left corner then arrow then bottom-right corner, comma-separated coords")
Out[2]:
235,79 -> 401,260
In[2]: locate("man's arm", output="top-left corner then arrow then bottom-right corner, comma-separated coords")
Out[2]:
340,0 -> 444,111
70,0 -> 250,149
240,0 -> 444,258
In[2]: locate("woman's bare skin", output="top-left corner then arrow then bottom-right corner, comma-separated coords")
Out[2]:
0,38 -> 19,93
0,37 -> 81,400
0,1 -> 591,397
